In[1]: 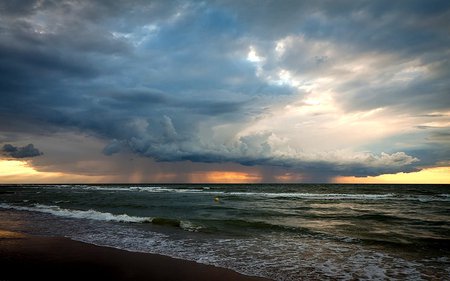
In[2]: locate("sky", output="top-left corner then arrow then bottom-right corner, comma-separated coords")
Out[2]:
0,0 -> 449,183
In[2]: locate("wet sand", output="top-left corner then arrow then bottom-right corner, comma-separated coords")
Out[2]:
0,230 -> 271,281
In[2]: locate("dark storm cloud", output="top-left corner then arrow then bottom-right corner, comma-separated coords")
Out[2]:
0,0 -> 449,179
102,139 -> 123,156
2,143 -> 43,158
0,0 -> 41,16
336,59 -> 450,113
223,0 -> 450,52
226,0 -> 450,113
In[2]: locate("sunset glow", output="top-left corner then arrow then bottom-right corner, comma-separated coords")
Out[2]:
336,167 -> 450,184
189,171 -> 262,183
0,160 -> 39,176
0,1 -> 448,183
0,160 -> 106,183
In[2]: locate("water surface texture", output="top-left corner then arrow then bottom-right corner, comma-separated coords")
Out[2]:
1,184 -> 449,280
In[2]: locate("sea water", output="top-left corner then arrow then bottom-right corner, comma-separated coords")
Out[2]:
0,184 -> 449,280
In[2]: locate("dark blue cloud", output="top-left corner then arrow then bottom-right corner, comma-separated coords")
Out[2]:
0,0 -> 448,180
2,143 -> 43,158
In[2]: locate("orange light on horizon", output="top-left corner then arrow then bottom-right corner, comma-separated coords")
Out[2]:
335,166 -> 450,184
0,159 -> 107,183
189,171 -> 261,183
2,159 -> 448,184
0,160 -> 40,176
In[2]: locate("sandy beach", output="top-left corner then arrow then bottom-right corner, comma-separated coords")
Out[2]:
0,230 -> 271,281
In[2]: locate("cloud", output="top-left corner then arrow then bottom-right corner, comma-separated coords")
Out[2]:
0,0 -> 449,181
112,128 -> 420,178
2,143 -> 43,158
102,139 -> 123,156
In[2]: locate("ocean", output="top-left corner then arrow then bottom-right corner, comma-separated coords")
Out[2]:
0,184 -> 449,280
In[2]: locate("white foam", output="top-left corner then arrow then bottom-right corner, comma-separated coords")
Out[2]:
75,186 -> 132,192
180,220 -> 203,232
121,188 -> 400,200
2,202 -> 444,281
16,184 -> 450,202
69,185 -> 191,193
129,186 -> 190,193
223,192 -> 397,200
0,203 -> 151,223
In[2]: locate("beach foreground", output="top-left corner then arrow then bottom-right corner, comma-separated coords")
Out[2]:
0,230 -> 271,281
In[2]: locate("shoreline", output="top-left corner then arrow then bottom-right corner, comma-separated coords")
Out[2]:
0,230 -> 272,281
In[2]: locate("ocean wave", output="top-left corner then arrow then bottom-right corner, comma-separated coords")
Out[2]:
225,192 -> 398,200
220,192 -> 449,202
0,203 -> 202,232
0,203 -> 301,234
0,203 -> 151,223
203,218 -> 311,234
68,186 -> 419,201
12,184 -> 450,202
70,185 -> 203,193
50,185 -> 401,200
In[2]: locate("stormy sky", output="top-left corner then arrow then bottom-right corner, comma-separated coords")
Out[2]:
0,0 -> 449,183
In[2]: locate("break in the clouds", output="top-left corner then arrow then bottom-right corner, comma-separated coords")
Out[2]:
0,0 -> 449,181
2,144 -> 43,158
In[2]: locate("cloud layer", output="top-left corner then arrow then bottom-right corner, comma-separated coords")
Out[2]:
0,0 -> 449,181
2,144 -> 43,158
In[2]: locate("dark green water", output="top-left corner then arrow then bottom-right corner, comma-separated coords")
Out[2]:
1,184 -> 449,280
